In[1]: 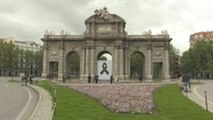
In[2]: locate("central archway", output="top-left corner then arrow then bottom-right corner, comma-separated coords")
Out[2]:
97,51 -> 112,80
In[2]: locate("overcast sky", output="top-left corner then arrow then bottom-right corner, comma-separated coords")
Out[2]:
0,0 -> 213,54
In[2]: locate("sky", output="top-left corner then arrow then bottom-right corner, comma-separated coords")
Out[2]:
0,0 -> 213,55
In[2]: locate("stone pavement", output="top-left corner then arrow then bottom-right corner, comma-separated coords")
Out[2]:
28,85 -> 53,120
183,83 -> 213,113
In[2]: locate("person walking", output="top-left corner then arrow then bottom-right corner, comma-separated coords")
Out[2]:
110,75 -> 113,84
95,75 -> 99,84
139,75 -> 143,83
178,74 -> 183,90
182,74 -> 190,93
88,74 -> 91,83
29,75 -> 33,84
114,75 -> 118,84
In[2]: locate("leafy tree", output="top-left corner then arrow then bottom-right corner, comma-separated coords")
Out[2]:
180,41 -> 213,79
1,41 -> 19,75
99,56 -> 107,60
24,50 -> 35,74
169,44 -> 180,78
130,52 -> 144,79
67,52 -> 80,78
34,49 -> 43,76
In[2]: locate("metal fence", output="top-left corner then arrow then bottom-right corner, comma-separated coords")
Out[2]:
49,83 -> 57,116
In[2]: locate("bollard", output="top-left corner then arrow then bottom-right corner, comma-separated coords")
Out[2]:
204,91 -> 208,111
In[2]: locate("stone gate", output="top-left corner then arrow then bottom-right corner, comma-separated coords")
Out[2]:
41,7 -> 172,81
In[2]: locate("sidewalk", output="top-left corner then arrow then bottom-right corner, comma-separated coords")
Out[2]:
184,85 -> 213,113
29,85 -> 53,120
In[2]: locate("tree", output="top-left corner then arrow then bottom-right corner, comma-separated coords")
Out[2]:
180,49 -> 195,74
34,49 -> 43,76
2,41 -> 19,76
169,44 -> 180,78
0,41 -> 4,75
180,41 -> 213,79
130,52 -> 144,79
67,52 -> 80,78
24,50 -> 35,75
99,56 -> 107,60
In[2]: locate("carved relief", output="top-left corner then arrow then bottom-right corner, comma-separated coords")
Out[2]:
154,52 -> 162,58
50,51 -> 58,56
153,51 -> 164,61
49,51 -> 59,61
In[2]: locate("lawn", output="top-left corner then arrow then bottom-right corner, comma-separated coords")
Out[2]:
39,81 -> 213,120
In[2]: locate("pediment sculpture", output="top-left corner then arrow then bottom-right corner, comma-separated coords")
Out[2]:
94,7 -> 111,21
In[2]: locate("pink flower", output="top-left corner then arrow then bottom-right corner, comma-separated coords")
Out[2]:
69,83 -> 163,114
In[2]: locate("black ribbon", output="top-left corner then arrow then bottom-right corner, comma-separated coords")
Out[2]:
100,62 -> 109,75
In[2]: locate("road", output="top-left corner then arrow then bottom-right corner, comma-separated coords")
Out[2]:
0,77 -> 38,120
188,80 -> 213,112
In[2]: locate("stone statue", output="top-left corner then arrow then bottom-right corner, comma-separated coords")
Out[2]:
94,7 -> 111,21
161,30 -> 168,35
44,30 -> 55,36
143,30 -> 152,35
61,30 -> 64,35
44,29 -> 49,36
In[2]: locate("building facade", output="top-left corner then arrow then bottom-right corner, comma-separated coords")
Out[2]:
190,31 -> 213,48
0,37 -> 42,76
41,8 -> 172,81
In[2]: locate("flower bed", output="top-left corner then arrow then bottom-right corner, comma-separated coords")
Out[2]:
69,83 -> 163,114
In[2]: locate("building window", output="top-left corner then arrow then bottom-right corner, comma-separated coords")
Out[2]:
206,34 -> 210,37
199,34 -> 203,38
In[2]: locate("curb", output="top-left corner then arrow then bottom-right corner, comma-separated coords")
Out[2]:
28,85 -> 42,120
28,85 -> 53,120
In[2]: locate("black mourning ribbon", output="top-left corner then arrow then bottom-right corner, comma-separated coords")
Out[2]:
100,62 -> 109,75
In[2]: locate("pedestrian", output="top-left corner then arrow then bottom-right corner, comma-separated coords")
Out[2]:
139,75 -> 143,83
63,76 -> 66,83
88,74 -> 91,83
178,74 -> 183,91
29,75 -> 33,84
95,75 -> 99,84
182,74 -> 190,93
24,75 -> 28,86
114,75 -> 118,84
110,74 -> 113,84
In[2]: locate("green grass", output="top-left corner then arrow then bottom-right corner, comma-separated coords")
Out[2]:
39,81 -> 213,120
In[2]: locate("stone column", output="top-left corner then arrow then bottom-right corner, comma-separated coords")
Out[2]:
85,46 -> 90,75
80,46 -> 85,80
146,43 -> 153,81
127,51 -> 131,79
86,24 -> 89,33
124,46 -> 129,80
42,42 -> 48,79
164,44 -> 171,80
119,46 -> 124,80
58,41 -> 64,81
113,46 -> 118,75
90,46 -> 94,74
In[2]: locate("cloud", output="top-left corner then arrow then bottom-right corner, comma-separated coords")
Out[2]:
0,0 -> 213,54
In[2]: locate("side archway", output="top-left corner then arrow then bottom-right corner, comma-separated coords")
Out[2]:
65,51 -> 80,81
130,51 -> 145,80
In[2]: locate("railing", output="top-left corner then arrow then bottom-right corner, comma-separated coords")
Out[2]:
49,83 -> 57,116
